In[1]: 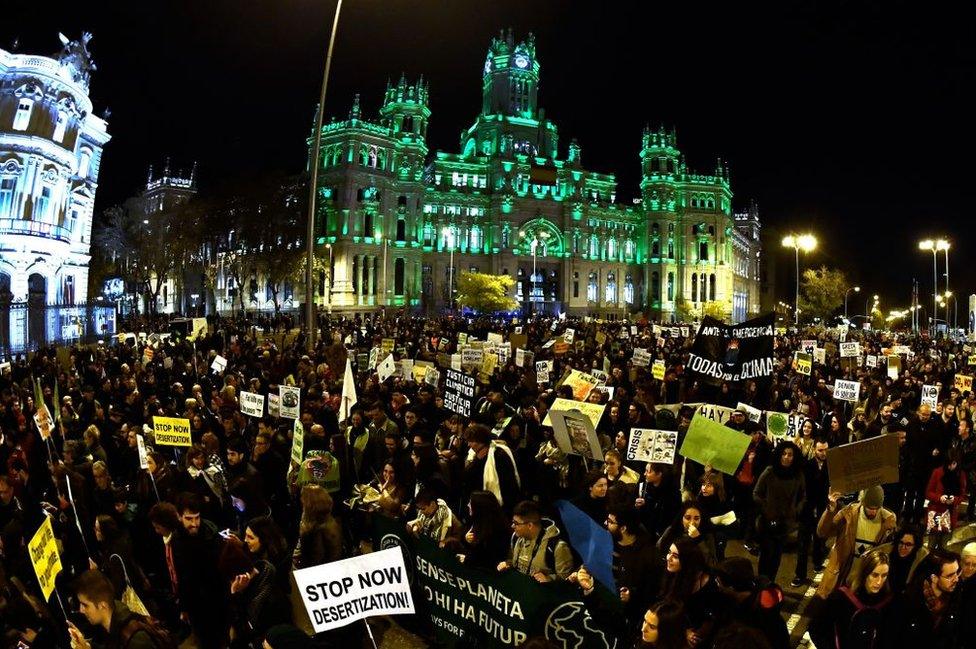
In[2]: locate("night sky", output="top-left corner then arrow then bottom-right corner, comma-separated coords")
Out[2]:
4,2 -> 972,315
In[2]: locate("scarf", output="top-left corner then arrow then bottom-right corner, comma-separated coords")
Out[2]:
483,441 -> 521,506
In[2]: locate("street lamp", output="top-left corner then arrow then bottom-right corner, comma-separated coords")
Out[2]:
919,238 -> 949,336
325,243 -> 333,314
442,227 -> 455,313
844,285 -> 860,320
782,233 -> 817,325
521,229 -> 550,315
305,0 -> 345,350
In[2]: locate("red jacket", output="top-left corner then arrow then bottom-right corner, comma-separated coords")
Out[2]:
926,466 -> 967,528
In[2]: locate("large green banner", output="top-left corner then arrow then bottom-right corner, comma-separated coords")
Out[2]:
374,517 -> 620,648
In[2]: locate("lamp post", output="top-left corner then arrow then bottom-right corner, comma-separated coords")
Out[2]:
325,243 -> 332,315
442,227 -> 455,313
919,238 -> 949,336
844,285 -> 860,320
781,233 -> 817,325
304,0 -> 344,350
521,229 -> 550,315
943,241 -> 951,330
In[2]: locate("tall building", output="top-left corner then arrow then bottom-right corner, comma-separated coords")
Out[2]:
302,30 -> 761,321
129,159 -> 200,314
0,33 -> 113,351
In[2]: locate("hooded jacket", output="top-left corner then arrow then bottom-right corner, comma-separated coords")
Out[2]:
753,442 -> 806,526
816,502 -> 897,598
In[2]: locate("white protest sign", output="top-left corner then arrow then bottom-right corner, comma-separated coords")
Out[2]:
840,342 -> 860,358
736,402 -> 763,423
839,328 -> 848,343
451,354 -> 462,371
425,367 -> 441,387
279,385 -> 301,419
696,403 -> 737,425
399,359 -> 414,380
240,391 -> 265,418
681,326 -> 690,338
268,393 -> 281,417
833,379 -> 861,403
515,348 -> 533,368
136,433 -> 149,469
801,340 -> 817,355
813,348 -> 826,365
921,384 -> 939,409
627,428 -> 678,463
563,328 -> 575,344
487,332 -> 503,345
211,354 -> 228,373
377,355 -> 397,382
536,360 -> 552,374
294,547 -> 414,633
632,348 -> 652,367
461,348 -> 484,367
866,355 -> 878,368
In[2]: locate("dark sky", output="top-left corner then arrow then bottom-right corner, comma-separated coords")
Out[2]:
5,1 -> 973,315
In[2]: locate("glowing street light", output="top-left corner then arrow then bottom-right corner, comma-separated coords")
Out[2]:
844,285 -> 860,320
919,238 -> 949,336
782,234 -> 817,325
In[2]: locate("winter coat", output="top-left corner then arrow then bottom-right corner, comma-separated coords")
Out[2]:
508,518 -> 574,580
816,503 -> 897,598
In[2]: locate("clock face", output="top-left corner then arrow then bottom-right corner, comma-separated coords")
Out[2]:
484,58 -> 492,75
514,54 -> 529,69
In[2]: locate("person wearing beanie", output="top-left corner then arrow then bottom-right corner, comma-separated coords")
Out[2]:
815,484 -> 897,599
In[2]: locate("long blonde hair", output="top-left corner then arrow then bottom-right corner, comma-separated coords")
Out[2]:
299,485 -> 334,535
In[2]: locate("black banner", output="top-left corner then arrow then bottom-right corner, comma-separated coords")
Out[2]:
687,313 -> 775,384
444,369 -> 475,417
373,516 -> 620,648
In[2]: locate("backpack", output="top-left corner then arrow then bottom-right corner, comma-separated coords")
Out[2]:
510,532 -> 563,574
836,586 -> 891,649
119,615 -> 178,649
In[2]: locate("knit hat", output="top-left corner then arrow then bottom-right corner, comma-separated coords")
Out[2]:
860,485 -> 884,509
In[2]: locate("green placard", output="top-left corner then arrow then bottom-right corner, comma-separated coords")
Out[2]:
678,412 -> 751,475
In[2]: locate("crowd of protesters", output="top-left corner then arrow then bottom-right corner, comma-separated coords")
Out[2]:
1,310 -> 976,648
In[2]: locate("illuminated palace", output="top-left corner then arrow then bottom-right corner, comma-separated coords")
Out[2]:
0,34 -> 113,351
311,30 -> 761,321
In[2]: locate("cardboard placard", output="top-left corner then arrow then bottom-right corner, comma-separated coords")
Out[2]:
632,348 -> 652,367
736,402 -> 763,423
833,379 -> 860,403
826,435 -> 900,494
921,384 -> 939,409
560,369 -> 601,401
549,409 -> 602,459
28,516 -> 62,601
541,399 -> 606,429
377,354 -> 396,382
652,359 -> 666,380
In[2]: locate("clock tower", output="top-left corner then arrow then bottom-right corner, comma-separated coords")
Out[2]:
481,29 -> 540,120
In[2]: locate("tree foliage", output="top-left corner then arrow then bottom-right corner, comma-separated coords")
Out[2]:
798,266 -> 849,322
456,272 -> 518,313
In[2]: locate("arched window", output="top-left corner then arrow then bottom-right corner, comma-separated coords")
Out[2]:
396,218 -> 406,242
443,226 -> 457,250
423,222 -> 434,247
363,212 -> 373,238
699,241 -> 708,261
624,275 -> 634,304
589,234 -> 599,257
13,99 -> 32,131
710,274 -> 717,301
605,272 -> 616,304
368,148 -> 378,168
607,238 -> 617,259
692,274 -> 698,303
652,223 -> 660,236
587,272 -> 598,302
394,258 -> 405,295
469,225 -> 482,251
651,272 -> 660,301
667,272 -> 674,301
53,111 -> 67,143
667,240 -> 674,259
501,227 -> 510,249
652,240 -> 660,256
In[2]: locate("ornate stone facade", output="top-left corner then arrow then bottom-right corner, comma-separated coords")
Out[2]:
0,34 -> 111,349
309,30 -> 761,321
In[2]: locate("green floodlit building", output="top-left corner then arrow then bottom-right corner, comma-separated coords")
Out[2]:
311,30 -> 761,321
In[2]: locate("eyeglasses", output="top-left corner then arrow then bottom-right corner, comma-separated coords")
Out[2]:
512,520 -> 531,527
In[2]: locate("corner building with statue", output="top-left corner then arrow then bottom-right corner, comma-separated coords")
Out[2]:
312,30 -> 761,322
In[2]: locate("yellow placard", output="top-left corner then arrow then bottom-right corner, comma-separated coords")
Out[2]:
153,416 -> 192,446
560,369 -> 601,401
652,360 -> 666,381
955,375 -> 974,394
29,517 -> 62,601
541,398 -> 606,429
482,352 -> 497,376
